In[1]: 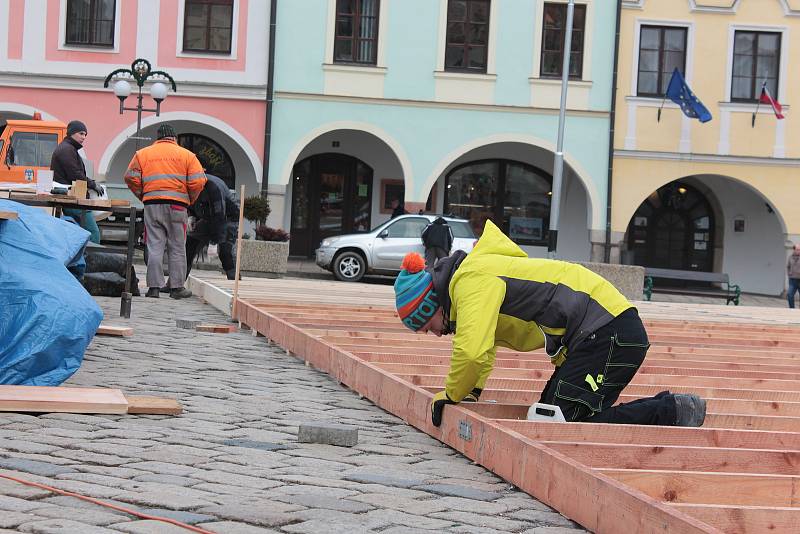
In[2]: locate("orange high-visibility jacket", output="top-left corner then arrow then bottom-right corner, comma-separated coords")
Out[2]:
124,139 -> 207,206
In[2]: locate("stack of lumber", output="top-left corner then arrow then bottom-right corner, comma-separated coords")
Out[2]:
220,275 -> 800,534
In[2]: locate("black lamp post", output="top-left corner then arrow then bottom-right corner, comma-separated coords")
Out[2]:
103,58 -> 177,148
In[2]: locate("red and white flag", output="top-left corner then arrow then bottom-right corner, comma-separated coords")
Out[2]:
760,83 -> 784,119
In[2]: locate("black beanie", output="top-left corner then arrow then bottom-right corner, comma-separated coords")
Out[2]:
67,120 -> 87,136
157,123 -> 177,139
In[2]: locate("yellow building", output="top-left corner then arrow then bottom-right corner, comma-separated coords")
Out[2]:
612,0 -> 800,296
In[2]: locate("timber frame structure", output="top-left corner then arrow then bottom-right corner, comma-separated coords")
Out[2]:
190,274 -> 800,533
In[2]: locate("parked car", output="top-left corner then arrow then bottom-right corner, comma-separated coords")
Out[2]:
316,214 -> 476,282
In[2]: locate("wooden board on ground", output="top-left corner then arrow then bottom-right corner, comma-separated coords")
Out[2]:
196,324 -> 237,333
0,210 -> 18,220
125,395 -> 182,415
0,385 -> 128,414
96,324 -> 133,337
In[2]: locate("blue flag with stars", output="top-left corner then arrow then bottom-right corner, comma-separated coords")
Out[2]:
665,68 -> 712,123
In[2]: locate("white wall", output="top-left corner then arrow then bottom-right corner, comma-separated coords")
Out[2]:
699,175 -> 786,295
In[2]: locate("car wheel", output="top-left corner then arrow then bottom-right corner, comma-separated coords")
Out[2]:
333,251 -> 366,282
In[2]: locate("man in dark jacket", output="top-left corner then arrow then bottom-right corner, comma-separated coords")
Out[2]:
421,216 -> 454,268
186,156 -> 239,280
50,120 -> 104,243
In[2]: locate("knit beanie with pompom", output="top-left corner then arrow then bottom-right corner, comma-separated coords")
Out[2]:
394,253 -> 440,331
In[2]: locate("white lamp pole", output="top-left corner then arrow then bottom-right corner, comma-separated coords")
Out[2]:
547,0 -> 575,258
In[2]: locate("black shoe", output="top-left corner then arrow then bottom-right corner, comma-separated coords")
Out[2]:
674,394 -> 706,427
145,287 -> 160,298
226,270 -> 239,281
170,287 -> 193,299
159,286 -> 170,294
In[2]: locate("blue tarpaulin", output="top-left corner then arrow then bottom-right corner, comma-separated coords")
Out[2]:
0,199 -> 103,385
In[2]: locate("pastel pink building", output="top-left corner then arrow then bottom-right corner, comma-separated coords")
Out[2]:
0,0 -> 269,200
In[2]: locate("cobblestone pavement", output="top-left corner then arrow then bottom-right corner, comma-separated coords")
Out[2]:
0,295 -> 584,534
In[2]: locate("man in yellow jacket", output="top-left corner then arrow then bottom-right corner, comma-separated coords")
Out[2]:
124,124 -> 207,299
394,220 -> 706,428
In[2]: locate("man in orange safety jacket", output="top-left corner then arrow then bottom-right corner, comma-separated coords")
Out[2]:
124,123 -> 207,299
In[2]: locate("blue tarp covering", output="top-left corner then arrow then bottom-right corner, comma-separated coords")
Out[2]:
0,199 -> 103,385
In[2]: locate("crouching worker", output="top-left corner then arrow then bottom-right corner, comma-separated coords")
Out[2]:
393,220 -> 706,428
186,155 -> 240,281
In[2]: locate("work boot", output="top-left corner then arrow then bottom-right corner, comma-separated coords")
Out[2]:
674,394 -> 706,427
145,287 -> 159,298
226,269 -> 240,281
159,286 -> 170,294
169,287 -> 192,300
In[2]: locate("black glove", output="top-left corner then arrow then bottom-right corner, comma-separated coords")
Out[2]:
430,391 -> 456,427
87,180 -> 105,196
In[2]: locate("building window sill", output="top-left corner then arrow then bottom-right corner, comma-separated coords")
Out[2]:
529,77 -> 592,88
323,63 -> 387,75
718,101 -> 790,112
59,44 -> 118,54
434,71 -> 497,81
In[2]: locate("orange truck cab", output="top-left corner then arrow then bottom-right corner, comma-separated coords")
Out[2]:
0,115 -> 66,190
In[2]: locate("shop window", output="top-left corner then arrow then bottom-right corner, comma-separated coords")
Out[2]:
177,133 -> 235,189
444,159 -> 552,245
380,180 -> 435,214
183,0 -> 234,54
65,0 -> 116,47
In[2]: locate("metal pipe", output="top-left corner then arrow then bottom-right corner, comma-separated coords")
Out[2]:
547,0 -> 575,257
261,0 -> 278,197
604,0 -> 623,263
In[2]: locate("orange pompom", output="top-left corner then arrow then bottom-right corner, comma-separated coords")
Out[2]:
401,252 -> 426,274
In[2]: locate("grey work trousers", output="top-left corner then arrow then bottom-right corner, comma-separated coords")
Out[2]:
144,203 -> 188,289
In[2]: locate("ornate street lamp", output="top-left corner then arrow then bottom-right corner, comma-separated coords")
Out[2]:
103,58 -> 177,147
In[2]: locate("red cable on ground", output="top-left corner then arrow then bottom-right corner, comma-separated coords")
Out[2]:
0,472 -> 216,534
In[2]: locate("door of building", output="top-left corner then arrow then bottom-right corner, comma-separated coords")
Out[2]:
627,182 -> 714,280
290,153 -> 373,257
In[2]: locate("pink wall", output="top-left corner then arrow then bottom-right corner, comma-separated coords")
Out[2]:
7,0 -> 24,60
2,87 -> 265,169
158,0 -> 248,71
45,0 -> 138,64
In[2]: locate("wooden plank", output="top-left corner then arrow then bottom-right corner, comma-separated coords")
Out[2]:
195,324 -> 237,333
600,469 -> 800,506
96,324 -> 133,337
544,441 -> 800,474
0,386 -> 128,414
0,210 -> 18,220
125,395 -> 182,415
672,504 -> 800,534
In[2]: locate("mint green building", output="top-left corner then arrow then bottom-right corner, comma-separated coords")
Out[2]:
267,0 -> 616,260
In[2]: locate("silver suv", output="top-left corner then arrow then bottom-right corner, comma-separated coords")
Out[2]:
316,214 -> 477,282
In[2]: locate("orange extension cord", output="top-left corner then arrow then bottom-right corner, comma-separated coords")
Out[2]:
0,472 -> 216,534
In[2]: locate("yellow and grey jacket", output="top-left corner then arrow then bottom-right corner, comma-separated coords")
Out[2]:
431,220 -> 633,402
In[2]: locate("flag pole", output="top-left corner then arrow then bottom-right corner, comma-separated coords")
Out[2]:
752,81 -> 765,128
657,92 -> 667,122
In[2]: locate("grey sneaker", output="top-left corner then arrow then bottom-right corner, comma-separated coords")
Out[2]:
674,394 -> 706,427
169,287 -> 193,299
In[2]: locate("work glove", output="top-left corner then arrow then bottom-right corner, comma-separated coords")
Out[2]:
430,391 -> 456,427
88,180 -> 105,196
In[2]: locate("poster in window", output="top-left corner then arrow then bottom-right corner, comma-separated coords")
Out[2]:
510,216 -> 543,241
694,241 -> 707,251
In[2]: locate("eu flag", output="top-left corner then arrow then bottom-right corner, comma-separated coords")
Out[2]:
664,68 -> 712,123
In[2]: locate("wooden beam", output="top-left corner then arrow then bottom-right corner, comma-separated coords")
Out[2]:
600,469 -> 800,506
195,324 -> 237,333
125,395 -> 182,415
0,210 -> 18,220
96,324 -> 133,337
0,386 -> 128,414
671,503 -> 800,534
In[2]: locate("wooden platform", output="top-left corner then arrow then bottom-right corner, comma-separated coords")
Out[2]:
190,273 -> 800,533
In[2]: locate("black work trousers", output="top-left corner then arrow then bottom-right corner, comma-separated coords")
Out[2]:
538,308 -> 677,425
424,246 -> 449,269
186,219 -> 237,277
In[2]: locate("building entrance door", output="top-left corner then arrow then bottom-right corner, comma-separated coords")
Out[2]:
290,153 -> 373,257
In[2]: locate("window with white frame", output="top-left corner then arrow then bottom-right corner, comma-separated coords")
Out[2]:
334,0 -> 380,65
65,0 -> 115,47
637,25 -> 687,97
183,0 -> 234,54
731,30 -> 780,102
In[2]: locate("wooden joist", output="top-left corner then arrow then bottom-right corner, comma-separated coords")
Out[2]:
195,324 -> 237,333
0,386 -> 180,415
0,210 -> 18,220
96,324 -> 134,337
